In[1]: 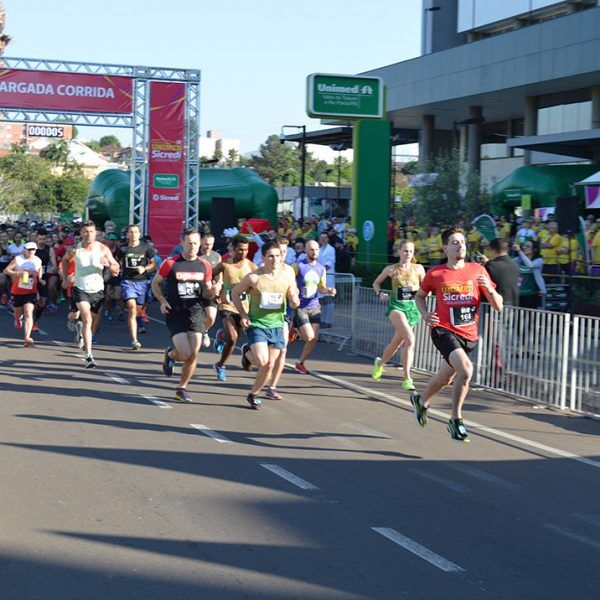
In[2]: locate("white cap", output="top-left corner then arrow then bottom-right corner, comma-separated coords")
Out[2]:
24,242 -> 38,250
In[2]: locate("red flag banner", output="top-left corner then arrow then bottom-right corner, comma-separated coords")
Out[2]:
146,81 -> 186,256
0,69 -> 133,113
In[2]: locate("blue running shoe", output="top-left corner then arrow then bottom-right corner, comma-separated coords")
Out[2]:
214,362 -> 227,382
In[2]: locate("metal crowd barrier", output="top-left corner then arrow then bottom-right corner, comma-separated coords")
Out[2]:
318,272 -> 361,351
347,286 -> 600,416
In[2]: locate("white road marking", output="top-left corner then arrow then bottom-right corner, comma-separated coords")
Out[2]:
410,469 -> 469,494
191,423 -> 232,443
572,513 -> 600,528
334,436 -> 363,450
444,463 -> 520,491
104,372 -> 131,385
372,527 -> 465,573
140,394 -> 171,409
342,421 -> 391,439
260,463 -> 319,490
38,329 -> 48,336
544,524 -> 600,550
147,316 -> 166,325
306,369 -> 600,470
52,340 -> 65,346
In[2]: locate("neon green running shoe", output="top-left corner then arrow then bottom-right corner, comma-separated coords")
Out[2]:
448,418 -> 470,443
372,357 -> 384,381
402,378 -> 416,391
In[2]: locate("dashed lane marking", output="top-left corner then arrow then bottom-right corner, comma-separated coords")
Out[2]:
372,527 -> 465,573
410,468 -> 469,495
191,423 -> 232,443
140,394 -> 172,409
544,524 -> 600,550
260,463 -> 319,491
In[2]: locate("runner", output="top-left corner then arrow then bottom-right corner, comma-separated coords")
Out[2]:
33,229 -> 59,331
211,235 -> 256,382
3,241 -> 44,346
151,228 -> 214,403
116,224 -> 156,351
371,239 -> 425,390
412,227 -> 503,442
0,229 -> 12,305
199,232 -> 222,348
232,241 -> 300,409
61,221 -> 120,368
103,232 -> 123,322
292,239 -> 336,374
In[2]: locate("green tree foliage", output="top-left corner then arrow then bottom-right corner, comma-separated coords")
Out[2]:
413,148 -> 488,226
39,140 -> 70,167
99,135 -> 121,148
0,149 -> 89,214
245,134 -> 353,187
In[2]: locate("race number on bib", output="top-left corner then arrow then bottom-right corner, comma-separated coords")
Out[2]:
259,291 -> 283,309
397,287 -> 416,302
450,305 -> 476,327
177,281 -> 199,298
302,284 -> 317,299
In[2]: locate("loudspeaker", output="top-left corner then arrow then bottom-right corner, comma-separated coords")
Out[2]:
210,197 -> 236,249
554,196 -> 579,235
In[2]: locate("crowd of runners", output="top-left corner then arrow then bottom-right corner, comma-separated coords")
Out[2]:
2,217 -> 508,443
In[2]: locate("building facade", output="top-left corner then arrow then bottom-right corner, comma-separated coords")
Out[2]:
364,0 -> 600,187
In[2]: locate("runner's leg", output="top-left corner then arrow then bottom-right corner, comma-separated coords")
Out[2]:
252,345 -> 280,395
179,332 -> 202,389
298,322 -> 319,364
126,298 -> 138,342
23,302 -> 34,341
269,322 -> 288,389
421,360 -> 456,407
218,316 -> 239,366
78,301 -> 94,356
446,348 -> 473,420
381,311 -> 407,365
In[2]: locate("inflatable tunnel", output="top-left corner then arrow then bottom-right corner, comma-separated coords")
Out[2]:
490,164 -> 599,215
87,167 -> 278,232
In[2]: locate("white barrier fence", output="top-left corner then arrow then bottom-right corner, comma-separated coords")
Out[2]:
324,283 -> 599,416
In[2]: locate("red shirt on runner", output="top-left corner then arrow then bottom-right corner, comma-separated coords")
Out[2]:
420,262 -> 495,342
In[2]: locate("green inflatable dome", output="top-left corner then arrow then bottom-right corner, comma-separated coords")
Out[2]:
87,167 -> 278,231
490,164 -> 599,215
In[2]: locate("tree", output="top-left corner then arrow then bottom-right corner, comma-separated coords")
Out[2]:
40,140 -> 70,167
412,147 -> 487,227
245,134 -> 300,186
99,135 -> 121,148
225,148 -> 239,167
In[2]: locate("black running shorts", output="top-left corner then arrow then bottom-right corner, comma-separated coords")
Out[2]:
431,327 -> 477,365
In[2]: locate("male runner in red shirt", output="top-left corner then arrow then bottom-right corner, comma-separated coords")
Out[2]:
413,227 -> 503,442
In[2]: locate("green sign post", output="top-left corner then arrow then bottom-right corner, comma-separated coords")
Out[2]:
307,73 -> 383,119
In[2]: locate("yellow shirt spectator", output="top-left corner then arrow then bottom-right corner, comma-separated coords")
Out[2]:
426,233 -> 442,260
593,230 -> 600,263
467,229 -> 482,254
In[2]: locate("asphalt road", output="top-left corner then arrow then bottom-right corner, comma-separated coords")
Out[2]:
0,303 -> 598,599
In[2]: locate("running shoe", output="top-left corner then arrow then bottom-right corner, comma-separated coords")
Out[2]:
294,361 -> 309,374
201,332 -> 211,348
138,325 -> 147,334
32,323 -> 40,333
66,319 -> 76,333
23,337 -> 34,347
402,378 -> 416,391
14,316 -> 23,329
131,340 -> 142,351
448,418 -> 470,443
75,321 -> 84,349
162,347 -> 174,377
246,393 -> 262,410
288,326 -> 298,344
214,328 -> 225,354
175,387 -> 192,403
372,357 -> 384,381
264,387 -> 283,400
91,334 -> 98,344
410,392 -> 428,428
241,343 -> 253,372
47,303 -> 58,314
57,293 -> 65,304
214,362 -> 227,382
84,355 -> 96,369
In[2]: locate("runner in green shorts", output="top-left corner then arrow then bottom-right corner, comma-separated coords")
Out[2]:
372,239 -> 425,390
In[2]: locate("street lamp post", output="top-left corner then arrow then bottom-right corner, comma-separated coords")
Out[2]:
281,125 -> 307,222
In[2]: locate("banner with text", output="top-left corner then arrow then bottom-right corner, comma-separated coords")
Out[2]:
147,81 -> 186,255
0,69 -> 133,113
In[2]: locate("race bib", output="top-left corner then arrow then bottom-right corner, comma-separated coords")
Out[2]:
397,287 -> 416,302
450,305 -> 476,327
177,281 -> 200,298
259,291 -> 283,309
19,272 -> 34,290
302,284 -> 317,298
125,254 -> 144,269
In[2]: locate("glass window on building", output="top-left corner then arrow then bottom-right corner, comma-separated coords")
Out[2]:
537,101 -> 592,135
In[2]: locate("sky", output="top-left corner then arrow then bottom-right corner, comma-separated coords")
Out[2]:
5,0 -> 422,153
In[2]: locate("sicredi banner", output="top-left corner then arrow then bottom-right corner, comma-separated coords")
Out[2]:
0,69 -> 133,113
146,81 -> 186,255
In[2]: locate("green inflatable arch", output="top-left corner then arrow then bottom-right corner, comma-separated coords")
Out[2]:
87,167 -> 278,231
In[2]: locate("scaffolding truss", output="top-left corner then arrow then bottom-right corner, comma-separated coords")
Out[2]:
0,57 -> 201,229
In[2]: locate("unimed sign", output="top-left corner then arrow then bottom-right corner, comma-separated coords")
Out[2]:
0,69 -> 133,113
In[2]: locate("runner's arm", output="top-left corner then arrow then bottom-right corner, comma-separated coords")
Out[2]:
415,287 -> 438,327
3,258 -> 17,277
232,273 -> 255,326
48,247 -> 58,273
60,248 -> 75,287
372,265 -> 391,301
478,274 -> 503,312
317,269 -> 336,296
102,245 -> 120,276
151,272 -> 171,314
